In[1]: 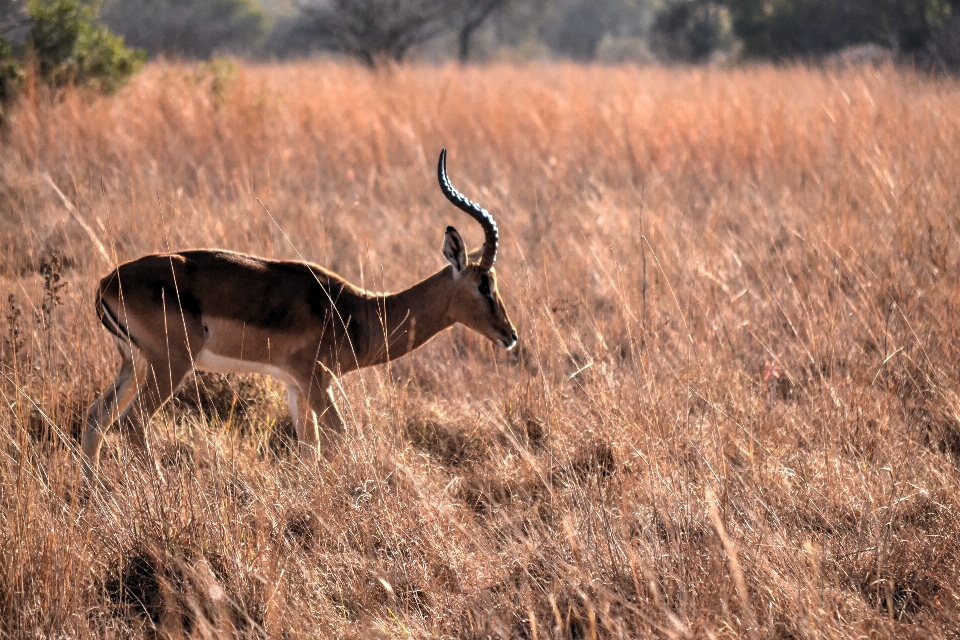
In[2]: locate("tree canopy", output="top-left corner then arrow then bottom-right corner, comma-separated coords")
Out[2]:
0,0 -> 142,112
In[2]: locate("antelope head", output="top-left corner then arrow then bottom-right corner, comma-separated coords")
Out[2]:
438,149 -> 518,350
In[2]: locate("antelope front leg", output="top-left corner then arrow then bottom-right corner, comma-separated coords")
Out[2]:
300,372 -> 345,461
286,383 -> 321,462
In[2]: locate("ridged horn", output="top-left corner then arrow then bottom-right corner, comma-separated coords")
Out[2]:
437,148 -> 498,272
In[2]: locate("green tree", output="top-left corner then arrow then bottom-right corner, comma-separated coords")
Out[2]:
27,0 -> 143,91
1,0 -> 28,102
652,0 -> 736,61
0,36 -> 22,102
725,0 -> 957,58
0,0 -> 141,113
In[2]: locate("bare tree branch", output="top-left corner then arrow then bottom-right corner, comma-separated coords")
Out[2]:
457,0 -> 508,62
299,0 -> 453,66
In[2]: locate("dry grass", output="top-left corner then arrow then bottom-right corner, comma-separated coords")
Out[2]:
1,59 -> 960,638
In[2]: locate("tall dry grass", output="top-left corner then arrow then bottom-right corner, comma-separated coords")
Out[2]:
1,59 -> 960,637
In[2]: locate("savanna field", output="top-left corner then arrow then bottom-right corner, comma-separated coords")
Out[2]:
1,60 -> 960,638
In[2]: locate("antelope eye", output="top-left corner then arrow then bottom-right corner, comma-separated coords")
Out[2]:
478,276 -> 490,297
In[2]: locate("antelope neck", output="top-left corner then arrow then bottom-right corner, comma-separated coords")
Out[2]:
360,267 -> 456,367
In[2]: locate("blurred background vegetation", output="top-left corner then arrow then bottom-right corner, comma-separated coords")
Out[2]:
1,0 -> 959,107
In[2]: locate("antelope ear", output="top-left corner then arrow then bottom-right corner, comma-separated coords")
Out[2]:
442,226 -> 467,275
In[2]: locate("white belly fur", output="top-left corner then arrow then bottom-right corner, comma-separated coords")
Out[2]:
194,350 -> 298,387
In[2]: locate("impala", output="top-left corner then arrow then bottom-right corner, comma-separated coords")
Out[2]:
82,150 -> 517,478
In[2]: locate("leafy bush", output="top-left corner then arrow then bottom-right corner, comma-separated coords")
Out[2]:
652,0 -> 736,62
726,0 -> 957,59
0,0 -> 141,112
0,35 -> 21,103
26,0 -> 143,92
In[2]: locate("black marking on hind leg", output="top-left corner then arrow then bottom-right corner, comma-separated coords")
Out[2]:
99,298 -> 139,349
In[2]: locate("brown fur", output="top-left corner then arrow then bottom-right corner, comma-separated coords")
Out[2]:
82,239 -> 516,478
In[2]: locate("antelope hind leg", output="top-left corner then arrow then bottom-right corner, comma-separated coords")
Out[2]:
117,358 -> 192,468
83,357 -> 141,479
